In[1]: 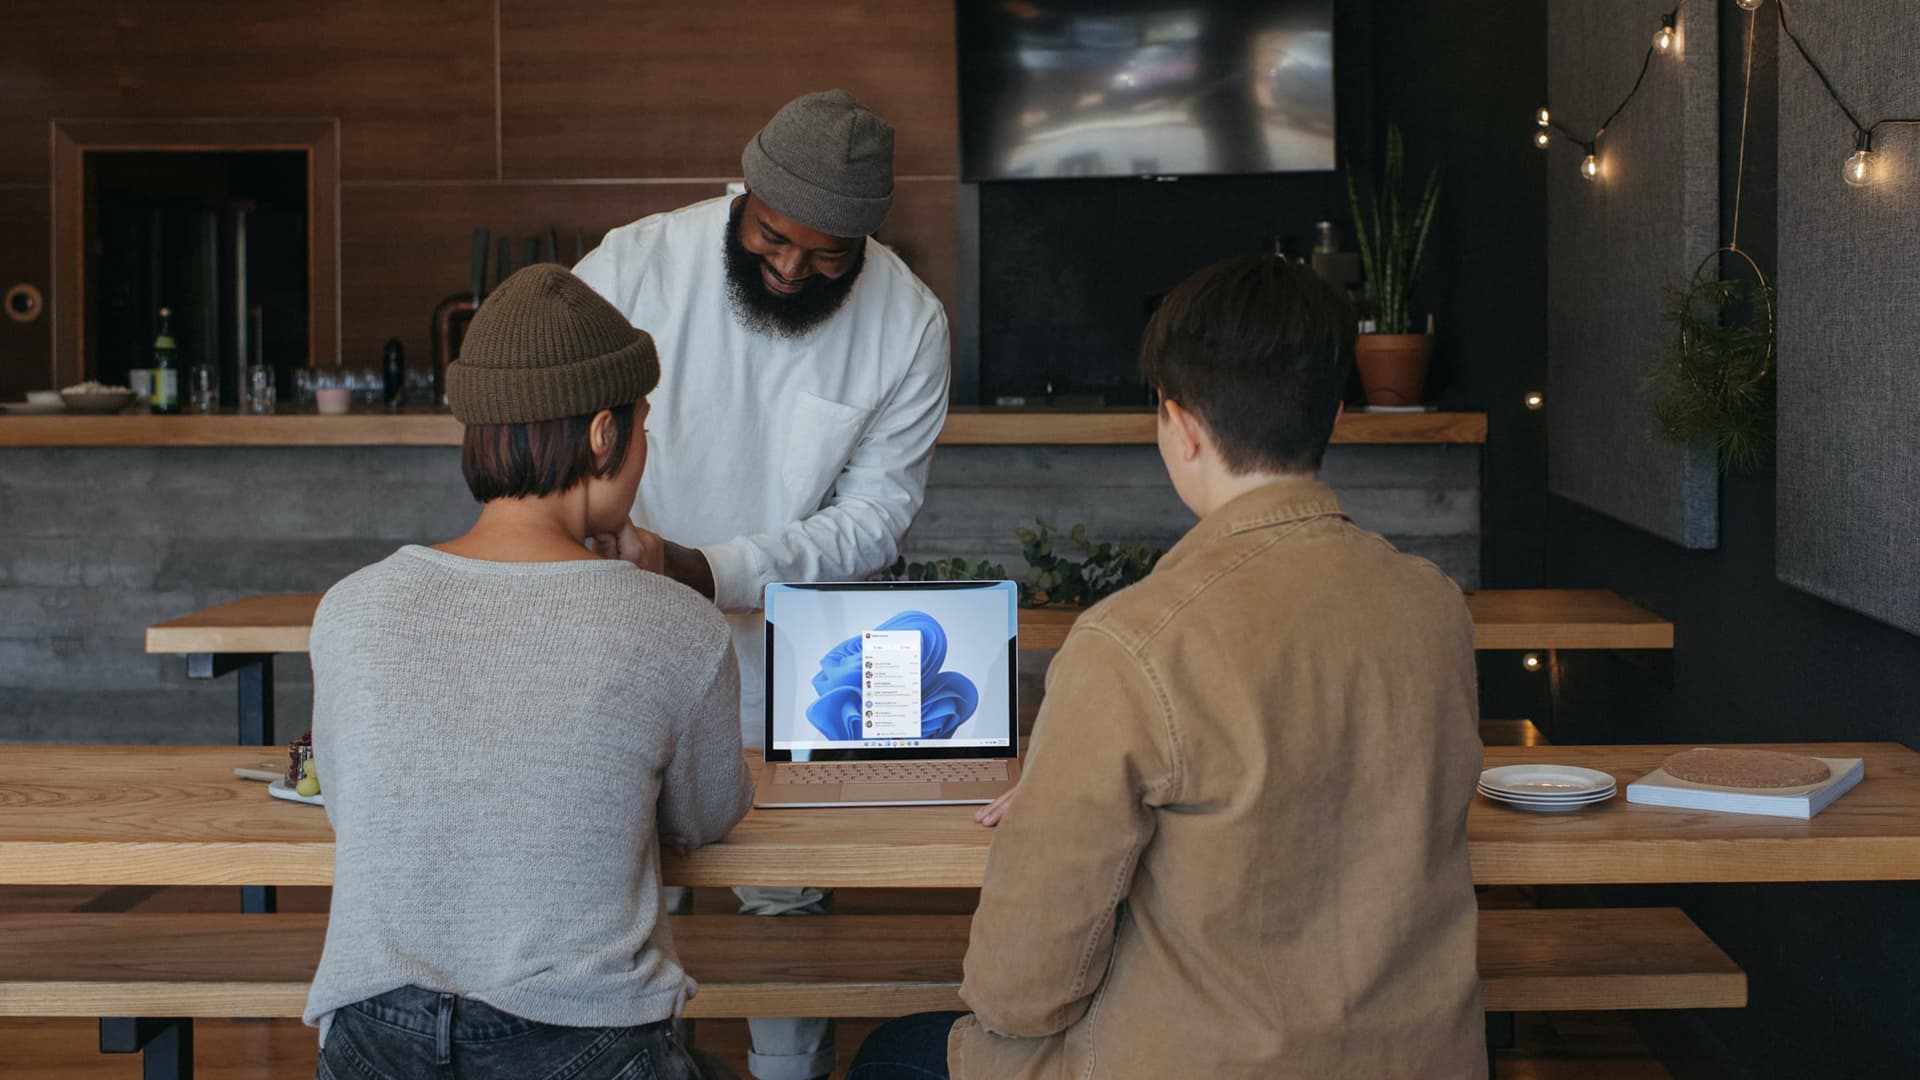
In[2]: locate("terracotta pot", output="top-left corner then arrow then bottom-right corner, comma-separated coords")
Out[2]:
1354,333 -> 1434,407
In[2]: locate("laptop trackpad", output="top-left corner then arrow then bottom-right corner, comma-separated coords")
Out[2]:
841,782 -> 943,802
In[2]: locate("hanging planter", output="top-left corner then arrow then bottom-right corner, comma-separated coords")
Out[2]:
1647,246 -> 1776,471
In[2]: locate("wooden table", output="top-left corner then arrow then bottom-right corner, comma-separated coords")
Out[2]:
148,588 -> 1674,666
3,743 -> 1913,889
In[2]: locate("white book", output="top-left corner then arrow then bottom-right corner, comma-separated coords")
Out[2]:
1626,757 -> 1865,819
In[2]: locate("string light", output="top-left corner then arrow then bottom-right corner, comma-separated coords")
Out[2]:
1539,1 -> 1919,191
1524,390 -> 1545,411
1522,653 -> 1544,673
1529,6 -> 1680,172
1843,134 -> 1874,187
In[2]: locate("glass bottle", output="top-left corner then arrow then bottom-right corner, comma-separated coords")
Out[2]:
151,307 -> 180,414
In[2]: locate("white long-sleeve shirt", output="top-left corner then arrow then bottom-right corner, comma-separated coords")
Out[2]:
574,196 -> 951,745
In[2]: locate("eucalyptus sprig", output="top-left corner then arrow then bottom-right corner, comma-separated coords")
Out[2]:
883,520 -> 1164,609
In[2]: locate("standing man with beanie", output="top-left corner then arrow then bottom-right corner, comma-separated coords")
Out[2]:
573,90 -> 949,1080
308,265 -> 751,1080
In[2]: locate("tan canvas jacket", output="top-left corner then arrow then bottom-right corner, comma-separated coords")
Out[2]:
950,478 -> 1486,1079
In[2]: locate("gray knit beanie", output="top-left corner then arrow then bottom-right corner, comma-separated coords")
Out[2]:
742,89 -> 895,238
447,264 -> 660,425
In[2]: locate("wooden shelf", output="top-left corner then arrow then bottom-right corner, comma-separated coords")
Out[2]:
147,588 -> 1669,656
3,408 -> 1486,448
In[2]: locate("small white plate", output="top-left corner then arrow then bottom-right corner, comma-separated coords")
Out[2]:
1479,783 -> 1614,800
268,778 -> 325,806
1479,784 -> 1614,802
1480,764 -> 1616,797
1479,788 -> 1613,813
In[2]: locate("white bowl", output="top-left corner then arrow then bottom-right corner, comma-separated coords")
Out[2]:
60,389 -> 138,414
25,390 -> 62,406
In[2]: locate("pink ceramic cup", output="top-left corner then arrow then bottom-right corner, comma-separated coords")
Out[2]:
315,387 -> 352,415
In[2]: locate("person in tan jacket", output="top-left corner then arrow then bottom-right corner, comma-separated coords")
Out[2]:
847,255 -> 1486,1079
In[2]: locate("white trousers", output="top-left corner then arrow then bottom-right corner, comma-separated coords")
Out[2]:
665,885 -> 835,1080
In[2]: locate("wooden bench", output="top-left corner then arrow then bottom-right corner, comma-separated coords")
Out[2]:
0,908 -> 1742,1076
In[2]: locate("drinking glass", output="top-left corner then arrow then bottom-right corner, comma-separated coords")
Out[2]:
247,365 -> 276,415
189,364 -> 217,413
292,367 -> 316,408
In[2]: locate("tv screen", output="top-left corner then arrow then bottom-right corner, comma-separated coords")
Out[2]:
957,1 -> 1335,181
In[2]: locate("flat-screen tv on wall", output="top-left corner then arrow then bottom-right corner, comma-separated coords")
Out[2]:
957,1 -> 1335,181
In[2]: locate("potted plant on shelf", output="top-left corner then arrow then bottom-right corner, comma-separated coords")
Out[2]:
1344,124 -> 1442,407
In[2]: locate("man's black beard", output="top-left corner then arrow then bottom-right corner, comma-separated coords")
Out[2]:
723,200 -> 865,339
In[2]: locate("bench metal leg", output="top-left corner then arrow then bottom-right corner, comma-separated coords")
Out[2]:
1484,1010 -> 1514,1079
189,652 -> 277,746
101,1017 -> 193,1080
187,652 -> 279,914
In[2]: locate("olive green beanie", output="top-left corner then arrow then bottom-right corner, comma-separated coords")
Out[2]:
447,264 -> 659,425
742,89 -> 895,238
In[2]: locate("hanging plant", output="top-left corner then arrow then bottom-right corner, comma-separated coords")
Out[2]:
1647,250 -> 1776,472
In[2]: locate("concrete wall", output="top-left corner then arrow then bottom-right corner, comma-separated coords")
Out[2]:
0,443 -> 1478,744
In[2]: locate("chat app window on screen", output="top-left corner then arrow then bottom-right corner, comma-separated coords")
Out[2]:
862,629 -> 923,738
768,585 -> 1015,752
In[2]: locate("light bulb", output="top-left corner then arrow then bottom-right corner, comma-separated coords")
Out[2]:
1524,390 -> 1545,410
1534,130 -> 1551,150
1844,148 -> 1875,186
1536,107 -> 1551,127
1736,0 -> 1762,10
1522,653 -> 1543,673
1653,22 -> 1675,52
1581,153 -> 1600,180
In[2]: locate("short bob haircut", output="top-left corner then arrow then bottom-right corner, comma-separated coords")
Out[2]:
1139,255 -> 1354,475
459,402 -> 640,503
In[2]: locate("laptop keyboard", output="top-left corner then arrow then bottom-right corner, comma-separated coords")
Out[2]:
775,760 -> 1010,785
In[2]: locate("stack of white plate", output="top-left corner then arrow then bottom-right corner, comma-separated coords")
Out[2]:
1478,764 -> 1616,812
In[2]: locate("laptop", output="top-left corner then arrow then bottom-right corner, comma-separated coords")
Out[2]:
756,580 -> 1022,807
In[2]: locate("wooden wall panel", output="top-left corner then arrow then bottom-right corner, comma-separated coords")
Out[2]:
342,180 -> 958,372
5,3 -> 961,385
341,182 -> 709,374
0,1 -> 495,184
879,180 -> 958,321
0,189 -> 53,401
499,0 -> 958,179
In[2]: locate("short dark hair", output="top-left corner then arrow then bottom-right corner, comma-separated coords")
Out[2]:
1139,255 -> 1355,474
460,403 -> 639,502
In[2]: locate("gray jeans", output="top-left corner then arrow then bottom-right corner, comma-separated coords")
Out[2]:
667,885 -> 835,1080
316,985 -> 721,1080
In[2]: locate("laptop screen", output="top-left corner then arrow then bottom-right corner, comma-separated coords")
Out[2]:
764,581 -> 1020,762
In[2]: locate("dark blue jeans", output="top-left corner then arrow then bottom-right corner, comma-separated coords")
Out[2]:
845,1011 -> 964,1080
316,986 -> 708,1080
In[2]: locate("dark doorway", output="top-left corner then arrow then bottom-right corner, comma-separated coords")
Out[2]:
86,150 -> 308,406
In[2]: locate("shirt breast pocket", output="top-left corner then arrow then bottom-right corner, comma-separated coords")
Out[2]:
781,391 -> 874,511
